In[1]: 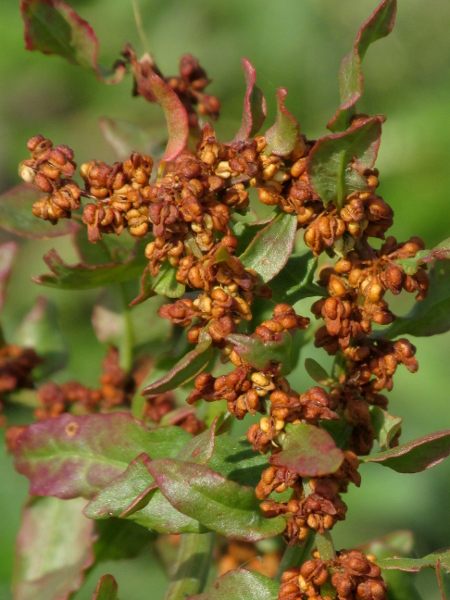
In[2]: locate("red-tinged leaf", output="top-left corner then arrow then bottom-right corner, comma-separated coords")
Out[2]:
20,0 -> 125,83
33,246 -> 148,289
394,237 -> 450,275
12,496 -> 95,600
142,336 -> 213,397
327,0 -> 397,132
239,212 -> 298,283
0,241 -> 18,312
379,260 -> 450,339
180,414 -> 224,466
308,116 -> 383,209
376,549 -> 450,574
91,574 -> 118,600
124,48 -> 189,161
0,183 -> 79,238
304,358 -> 335,387
13,412 -> 191,499
148,458 -> 286,541
265,88 -> 300,156
187,569 -> 279,600
99,117 -> 166,162
226,331 -> 292,376
369,405 -> 402,450
233,58 -> 267,142
270,423 -> 344,477
84,452 -> 204,534
359,430 -> 450,473
131,262 -> 185,305
14,296 -> 67,379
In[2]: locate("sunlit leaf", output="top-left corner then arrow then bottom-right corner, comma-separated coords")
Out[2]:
327,0 -> 397,132
394,238 -> 450,275
376,549 -> 450,574
142,336 -> 213,397
269,251 -> 323,305
91,574 -> 118,600
270,423 -> 344,477
232,58 -> 267,141
20,0 -> 125,83
265,88 -> 300,156
359,430 -> 450,473
369,405 -> 402,450
12,496 -> 95,600
226,331 -> 292,375
14,413 -> 192,499
0,184 -> 78,238
308,116 -> 383,208
148,458 -> 286,541
239,212 -> 298,283
187,569 -> 279,600
0,241 -> 18,312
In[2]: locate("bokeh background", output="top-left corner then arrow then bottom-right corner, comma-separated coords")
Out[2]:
1,0 -> 449,598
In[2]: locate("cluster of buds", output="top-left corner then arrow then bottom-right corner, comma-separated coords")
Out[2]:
279,550 -> 387,600
19,135 -> 81,223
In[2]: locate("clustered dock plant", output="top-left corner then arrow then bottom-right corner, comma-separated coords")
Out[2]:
1,0 -> 450,598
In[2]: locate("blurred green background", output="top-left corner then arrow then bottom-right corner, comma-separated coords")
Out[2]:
1,0 -> 449,598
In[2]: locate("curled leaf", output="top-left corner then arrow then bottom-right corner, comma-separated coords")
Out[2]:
308,116 -> 383,209
359,430 -> 450,473
226,331 -> 292,375
265,88 -> 300,156
394,237 -> 450,275
233,58 -> 267,142
270,423 -> 344,477
369,405 -> 402,450
327,0 -> 397,132
20,0 -> 125,83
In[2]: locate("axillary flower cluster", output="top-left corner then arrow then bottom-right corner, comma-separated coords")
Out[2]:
17,69 -> 429,599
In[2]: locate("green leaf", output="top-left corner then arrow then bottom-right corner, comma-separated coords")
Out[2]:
84,453 -> 205,534
269,251 -> 323,305
142,336 -> 213,397
14,296 -> 67,380
99,117 -> 167,162
187,569 -> 279,600
20,0 -> 125,83
93,519 -> 153,562
359,430 -> 450,473
376,549 -> 450,574
148,459 -> 286,541
394,238 -> 450,275
239,212 -> 298,283
0,183 -> 78,238
233,58 -> 267,141
308,116 -> 382,209
270,423 -> 344,477
14,413 -> 192,499
379,261 -> 450,338
265,88 -> 300,156
207,435 -> 268,488
91,574 -> 118,600
0,241 -> 18,312
12,496 -> 95,600
131,262 -> 186,305
327,0 -> 397,132
33,246 -> 148,289
369,405 -> 402,450
226,331 -> 292,375
304,358 -> 335,387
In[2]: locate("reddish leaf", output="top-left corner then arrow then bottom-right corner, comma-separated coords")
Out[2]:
328,0 -> 397,132
239,212 -> 298,283
270,423 -> 344,477
308,116 -> 383,209
20,0 -> 125,83
33,246 -> 148,289
12,496 -> 95,600
360,430 -> 450,472
181,413 -> 224,466
148,458 -> 286,541
187,569 -> 279,600
13,413 -> 191,499
0,241 -> 18,312
232,58 -> 267,142
394,237 -> 450,275
0,184 -> 78,238
124,47 -> 189,161
376,549 -> 450,574
91,575 -> 118,600
226,331 -> 292,375
265,88 -> 300,156
142,336 -> 213,397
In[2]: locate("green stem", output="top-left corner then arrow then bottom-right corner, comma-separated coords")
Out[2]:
119,283 -> 134,373
336,150 -> 347,210
163,532 -> 215,600
275,531 -> 314,582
